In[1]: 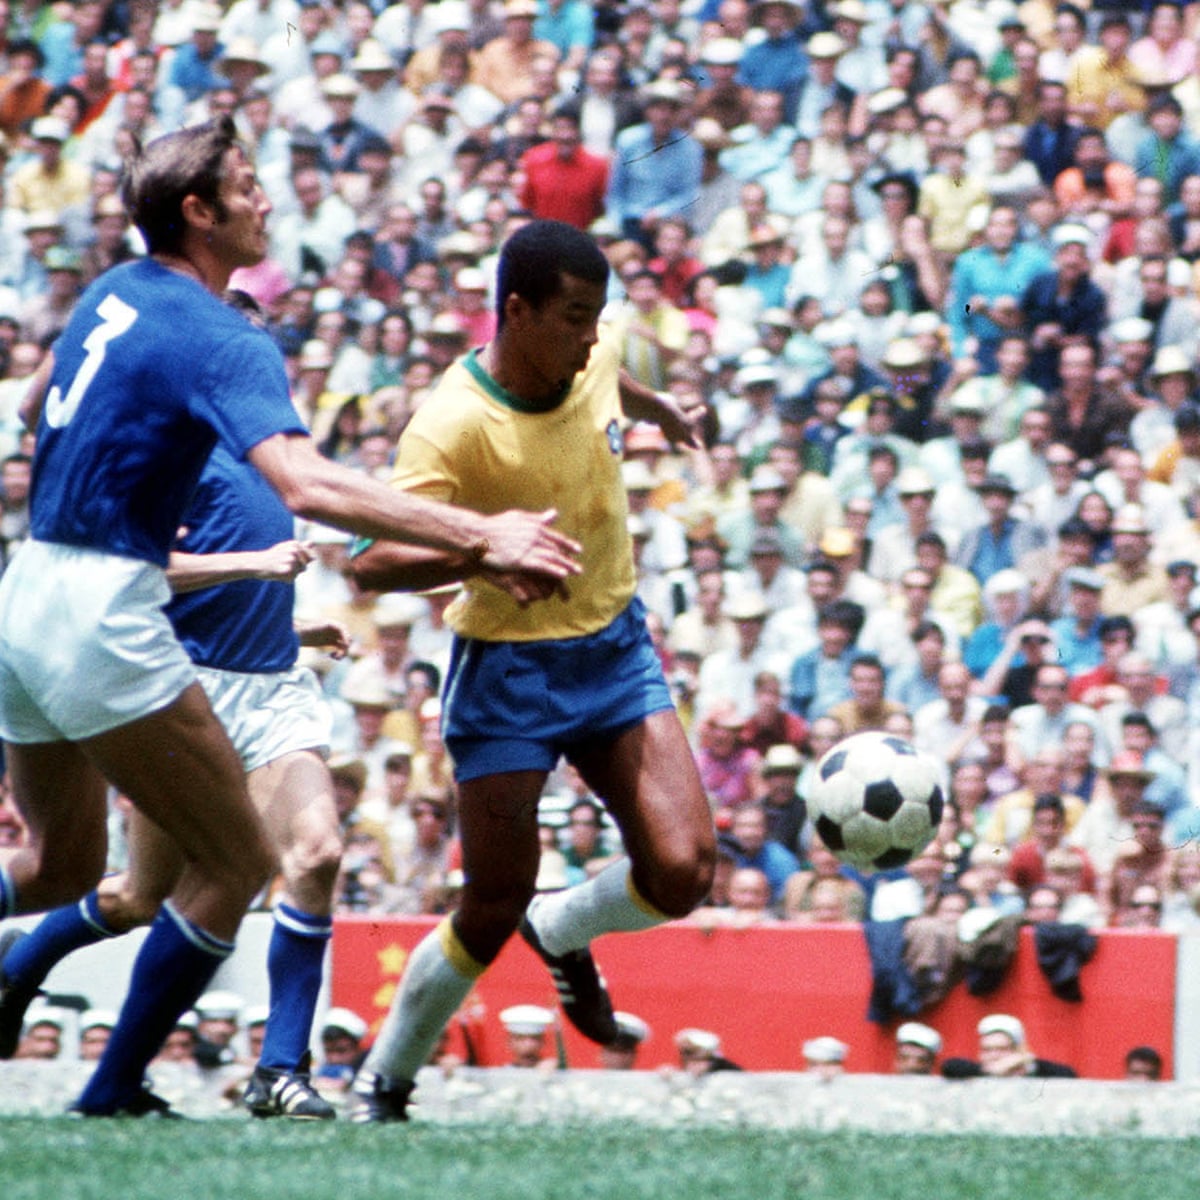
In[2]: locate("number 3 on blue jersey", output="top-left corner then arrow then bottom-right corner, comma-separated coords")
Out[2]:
45,293 -> 139,429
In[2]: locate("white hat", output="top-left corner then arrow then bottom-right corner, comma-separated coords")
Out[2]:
896,466 -> 936,496
190,2 -> 223,33
80,1007 -> 118,1032
243,1004 -> 271,1029
195,990 -> 244,1021
803,1035 -> 849,1064
984,567 -> 1028,596
351,40 -> 396,72
1051,223 -> 1091,249
372,592 -> 427,629
613,1012 -> 651,1045
907,311 -> 944,337
897,1022 -> 942,1055
868,87 -> 908,115
298,339 -> 334,370
883,338 -> 926,369
977,1013 -> 1026,1047
322,1006 -> 369,1041
220,37 -> 270,76
675,1027 -> 721,1055
807,31 -> 847,58
701,37 -> 743,65
1151,345 -> 1194,377
30,116 -> 70,142
454,266 -> 488,292
432,0 -> 471,32
1109,316 -> 1155,345
736,361 -> 778,389
500,1004 -> 555,1036
747,464 -> 787,493
724,590 -> 769,621
24,1005 -> 69,1031
948,382 -> 986,414
763,743 -> 803,774
339,670 -> 394,709
321,72 -> 360,99
815,318 -> 856,347
621,459 -> 657,491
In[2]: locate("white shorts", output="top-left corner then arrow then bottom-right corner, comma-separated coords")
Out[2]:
197,664 -> 332,773
0,540 -> 197,743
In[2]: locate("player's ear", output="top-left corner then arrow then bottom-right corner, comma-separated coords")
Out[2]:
180,192 -> 216,230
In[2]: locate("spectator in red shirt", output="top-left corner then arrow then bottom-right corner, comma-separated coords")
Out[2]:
517,100 -> 610,229
1008,793 -> 1097,896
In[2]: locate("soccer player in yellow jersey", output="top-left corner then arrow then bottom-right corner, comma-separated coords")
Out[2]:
349,220 -> 716,1121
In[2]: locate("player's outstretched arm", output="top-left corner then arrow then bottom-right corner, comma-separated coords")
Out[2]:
166,540 -> 315,593
351,538 -> 566,606
617,367 -> 705,449
249,432 -> 582,580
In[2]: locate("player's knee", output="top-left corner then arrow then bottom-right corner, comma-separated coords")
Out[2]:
641,839 -> 715,918
283,826 -> 344,896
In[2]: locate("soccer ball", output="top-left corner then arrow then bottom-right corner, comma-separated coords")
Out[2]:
808,732 -> 945,871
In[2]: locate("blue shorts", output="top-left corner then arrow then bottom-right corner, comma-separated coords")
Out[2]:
442,598 -> 675,782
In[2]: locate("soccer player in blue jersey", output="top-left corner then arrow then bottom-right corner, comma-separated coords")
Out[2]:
0,340 -> 349,1120
348,220 -> 717,1122
0,119 -> 580,1117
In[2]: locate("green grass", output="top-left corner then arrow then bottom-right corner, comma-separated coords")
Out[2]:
3,1121 -> 1200,1200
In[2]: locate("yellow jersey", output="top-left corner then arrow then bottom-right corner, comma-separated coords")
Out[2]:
390,324 -> 636,641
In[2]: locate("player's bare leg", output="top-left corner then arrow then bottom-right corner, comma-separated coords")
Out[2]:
70,685 -> 274,1114
519,709 -> 715,1022
352,769 -> 546,1122
242,749 -> 342,1120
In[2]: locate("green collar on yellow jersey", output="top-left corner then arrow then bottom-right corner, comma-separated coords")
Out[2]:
463,348 -> 569,413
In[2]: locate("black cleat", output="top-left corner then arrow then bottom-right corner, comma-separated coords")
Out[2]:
0,929 -> 41,1060
70,1088 -> 184,1119
244,1050 -> 336,1120
519,915 -> 618,1046
348,1071 -> 414,1124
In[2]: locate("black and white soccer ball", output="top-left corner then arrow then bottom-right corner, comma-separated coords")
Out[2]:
808,731 -> 945,871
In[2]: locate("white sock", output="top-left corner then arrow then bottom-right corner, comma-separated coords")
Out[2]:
362,917 -> 481,1085
530,858 -> 669,956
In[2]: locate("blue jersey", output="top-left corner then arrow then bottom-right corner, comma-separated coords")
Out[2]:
166,444 -> 300,674
30,259 -> 305,567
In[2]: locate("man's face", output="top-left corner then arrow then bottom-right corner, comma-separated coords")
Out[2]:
850,664 -> 884,705
1034,671 -> 1069,714
895,1043 -> 935,1075
507,272 -> 604,395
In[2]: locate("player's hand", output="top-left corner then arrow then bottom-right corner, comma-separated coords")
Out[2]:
254,539 -> 315,582
653,389 -> 706,450
482,568 -> 570,606
475,509 -> 582,579
295,618 -> 352,656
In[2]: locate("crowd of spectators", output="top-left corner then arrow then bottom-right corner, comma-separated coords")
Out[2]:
3,0 -> 1200,1022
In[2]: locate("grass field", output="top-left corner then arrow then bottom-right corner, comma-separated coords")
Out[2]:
4,1120 -> 1200,1200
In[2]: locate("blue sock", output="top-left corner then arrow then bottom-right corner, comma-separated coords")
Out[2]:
75,901 -> 233,1114
258,902 -> 332,1071
0,864 -> 14,919
3,891 -> 118,990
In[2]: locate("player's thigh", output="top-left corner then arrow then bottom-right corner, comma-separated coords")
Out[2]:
247,749 -> 341,862
455,770 -> 546,907
571,708 -> 714,873
5,739 -> 109,880
80,683 -> 271,879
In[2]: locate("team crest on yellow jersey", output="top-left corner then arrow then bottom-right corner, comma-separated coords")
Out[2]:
606,419 -> 622,455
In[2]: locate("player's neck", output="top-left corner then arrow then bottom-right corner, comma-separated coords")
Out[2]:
153,249 -> 230,296
479,340 -> 567,410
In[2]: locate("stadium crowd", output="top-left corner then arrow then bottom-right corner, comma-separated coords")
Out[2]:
3,0 -> 1200,1071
